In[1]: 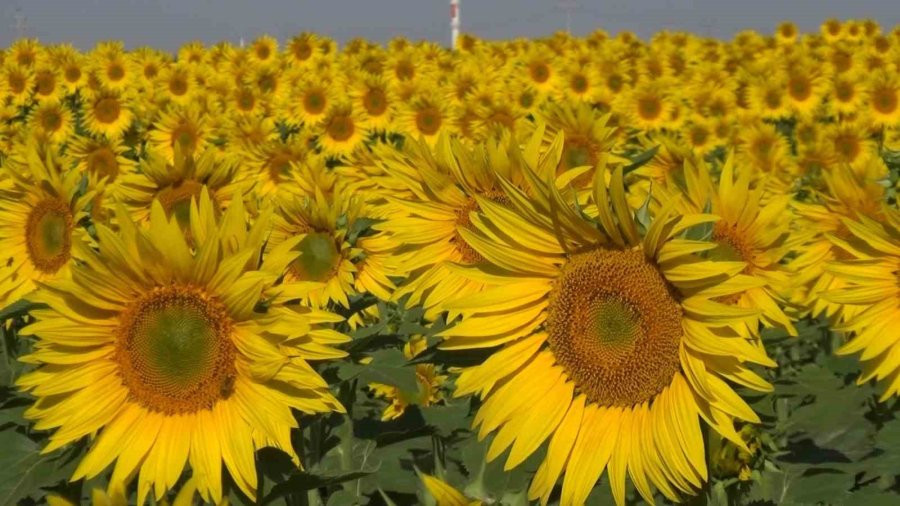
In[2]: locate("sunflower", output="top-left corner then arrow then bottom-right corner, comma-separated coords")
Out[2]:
289,74 -> 338,125
789,161 -> 889,322
248,35 -> 279,66
155,63 -> 198,106
821,18 -> 844,42
89,49 -> 134,93
744,75 -> 790,120
866,69 -> 900,126
58,54 -> 87,93
619,78 -> 673,131
147,105 -> 209,163
784,62 -> 826,118
536,102 -> 619,181
8,38 -> 43,68
522,47 -> 558,92
682,115 -> 718,157
285,33 -> 320,68
315,101 -> 367,158
679,156 -> 797,337
31,66 -> 65,103
820,120 -> 880,175
0,141 -> 95,307
244,135 -> 315,199
775,21 -> 799,45
733,121 -> 795,184
118,145 -> 249,225
133,47 -> 169,88
555,63 -> 599,103
351,74 -> 396,131
26,100 -> 74,145
268,181 -> 396,309
397,93 -> 455,146
829,74 -> 865,116
824,206 -> 900,400
82,90 -> 133,140
2,63 -> 34,106
439,160 -> 773,506
15,191 -> 348,504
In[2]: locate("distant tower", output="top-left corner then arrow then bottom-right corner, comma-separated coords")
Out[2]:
558,0 -> 578,34
450,0 -> 460,49
13,5 -> 28,39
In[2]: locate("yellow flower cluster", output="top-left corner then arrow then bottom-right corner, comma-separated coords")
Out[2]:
0,17 -> 898,506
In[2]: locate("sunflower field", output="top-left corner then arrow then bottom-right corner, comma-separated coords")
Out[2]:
0,16 -> 899,506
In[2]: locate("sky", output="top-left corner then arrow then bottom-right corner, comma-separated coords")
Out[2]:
1,0 -> 899,52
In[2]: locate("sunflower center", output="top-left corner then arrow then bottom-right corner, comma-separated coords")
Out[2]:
169,76 -> 189,96
291,232 -> 341,282
546,249 -> 682,407
530,62 -> 550,83
571,74 -> 589,93
25,198 -> 74,274
35,72 -> 56,96
873,88 -> 899,114
637,96 -> 663,120
108,63 -> 125,81
326,114 -> 355,142
8,74 -> 26,94
364,89 -> 387,116
519,91 -> 535,109
304,91 -> 327,114
607,74 -> 624,93
689,125 -> 710,146
833,134 -> 861,161
236,89 -> 255,111
788,77 -> 812,101
64,65 -> 82,84
293,41 -> 313,61
764,89 -> 782,109
115,285 -> 236,414
39,109 -> 63,132
143,63 -> 160,80
835,81 -> 855,102
415,108 -> 442,135
94,98 -> 122,124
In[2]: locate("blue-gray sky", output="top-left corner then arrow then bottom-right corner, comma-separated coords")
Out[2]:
1,0 -> 898,52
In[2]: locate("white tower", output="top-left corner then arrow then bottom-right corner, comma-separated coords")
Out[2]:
450,0 -> 460,49
14,6 -> 28,39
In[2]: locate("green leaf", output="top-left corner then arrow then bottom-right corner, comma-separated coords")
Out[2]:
0,430 -> 77,505
622,144 -> 659,176
345,349 -> 419,394
420,401 -> 471,437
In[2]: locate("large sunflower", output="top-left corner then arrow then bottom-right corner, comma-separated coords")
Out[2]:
824,206 -> 900,400
16,192 -> 348,504
0,141 -> 94,307
440,162 -> 773,505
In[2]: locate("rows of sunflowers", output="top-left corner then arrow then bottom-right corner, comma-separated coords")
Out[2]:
0,16 -> 899,506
